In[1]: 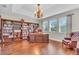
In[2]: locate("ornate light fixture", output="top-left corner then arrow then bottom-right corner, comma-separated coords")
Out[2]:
34,4 -> 43,18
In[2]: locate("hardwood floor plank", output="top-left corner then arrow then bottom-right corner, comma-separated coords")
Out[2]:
0,40 -> 75,55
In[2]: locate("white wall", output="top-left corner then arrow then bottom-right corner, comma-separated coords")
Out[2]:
49,33 -> 66,41
72,14 -> 79,32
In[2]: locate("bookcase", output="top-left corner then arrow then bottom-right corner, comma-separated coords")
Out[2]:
13,21 -> 22,41
0,18 -> 39,43
22,22 -> 28,40
2,20 -> 13,42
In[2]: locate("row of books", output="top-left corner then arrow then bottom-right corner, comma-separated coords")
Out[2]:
2,22 -> 38,39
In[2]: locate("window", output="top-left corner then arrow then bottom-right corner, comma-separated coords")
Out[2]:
49,19 -> 58,32
43,21 -> 49,32
59,16 -> 67,32
42,16 -> 68,33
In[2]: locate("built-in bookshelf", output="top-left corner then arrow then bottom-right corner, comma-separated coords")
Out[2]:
3,21 -> 13,37
28,24 -> 34,33
22,23 -> 28,39
13,22 -> 21,41
0,18 -> 39,43
2,20 -> 13,42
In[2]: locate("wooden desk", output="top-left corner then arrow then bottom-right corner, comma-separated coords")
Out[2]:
29,33 -> 49,43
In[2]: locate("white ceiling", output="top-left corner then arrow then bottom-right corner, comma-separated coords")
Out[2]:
0,4 -> 79,19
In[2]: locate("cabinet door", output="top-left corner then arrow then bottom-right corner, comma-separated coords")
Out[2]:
35,35 -> 43,43
43,34 -> 49,43
29,35 -> 35,42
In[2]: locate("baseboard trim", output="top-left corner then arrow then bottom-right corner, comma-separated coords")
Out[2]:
49,39 -> 62,42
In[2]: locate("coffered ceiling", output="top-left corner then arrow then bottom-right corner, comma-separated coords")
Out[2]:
0,4 -> 79,19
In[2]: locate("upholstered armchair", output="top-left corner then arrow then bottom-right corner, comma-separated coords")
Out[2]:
62,32 -> 77,49
76,41 -> 79,55
73,32 -> 79,55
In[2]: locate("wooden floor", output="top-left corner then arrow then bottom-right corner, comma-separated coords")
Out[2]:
0,40 -> 75,55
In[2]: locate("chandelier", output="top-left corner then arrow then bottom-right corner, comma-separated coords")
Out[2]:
34,4 -> 43,18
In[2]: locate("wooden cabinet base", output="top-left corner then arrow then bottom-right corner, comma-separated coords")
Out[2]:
29,33 -> 49,43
